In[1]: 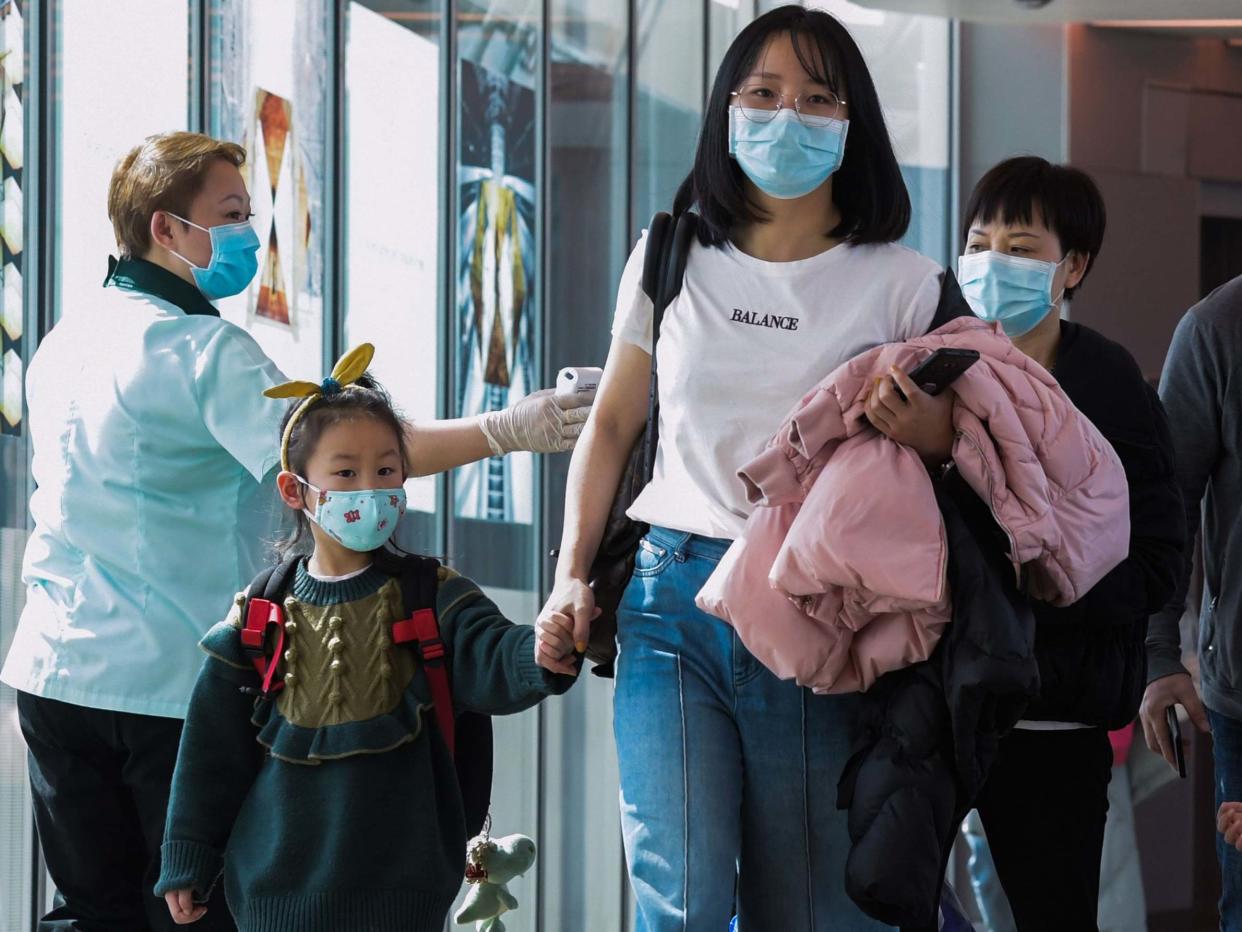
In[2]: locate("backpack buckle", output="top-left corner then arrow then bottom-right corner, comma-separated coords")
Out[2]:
420,637 -> 446,664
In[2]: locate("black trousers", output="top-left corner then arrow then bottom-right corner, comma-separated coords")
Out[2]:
17,691 -> 235,932
973,726 -> 1114,932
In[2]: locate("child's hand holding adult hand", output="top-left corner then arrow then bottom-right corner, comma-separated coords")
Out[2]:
1220,803 -> 1242,851
535,610 -> 580,677
165,889 -> 207,925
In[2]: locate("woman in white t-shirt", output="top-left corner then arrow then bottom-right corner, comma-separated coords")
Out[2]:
538,7 -> 957,930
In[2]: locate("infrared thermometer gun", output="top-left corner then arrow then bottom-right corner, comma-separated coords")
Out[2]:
555,366 -> 603,407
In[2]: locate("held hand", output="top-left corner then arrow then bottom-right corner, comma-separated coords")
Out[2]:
864,367 -> 956,466
539,577 -> 600,659
479,388 -> 592,456
535,611 -> 580,677
1139,673 -> 1210,771
165,890 -> 207,925
1220,803 -> 1242,851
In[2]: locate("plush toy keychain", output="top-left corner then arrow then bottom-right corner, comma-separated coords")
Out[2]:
455,817 -> 537,932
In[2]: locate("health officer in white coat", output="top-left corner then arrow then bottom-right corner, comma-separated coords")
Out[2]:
1,131 -> 588,932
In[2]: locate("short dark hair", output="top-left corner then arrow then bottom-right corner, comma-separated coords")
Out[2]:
962,157 -> 1107,299
673,5 -> 910,247
277,373 -> 407,555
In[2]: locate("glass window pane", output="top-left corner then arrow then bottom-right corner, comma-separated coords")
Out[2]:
452,3 -> 543,929
632,0 -> 704,234
208,0 -> 331,380
542,1 -> 630,928
343,1 -> 443,553
810,1 -> 951,263
0,5 -> 32,929
709,0 -> 754,80
55,0 -> 190,321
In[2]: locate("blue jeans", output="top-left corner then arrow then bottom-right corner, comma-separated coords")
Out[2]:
1210,707 -> 1242,932
613,526 -> 891,932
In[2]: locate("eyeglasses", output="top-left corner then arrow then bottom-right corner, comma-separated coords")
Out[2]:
729,84 -> 846,124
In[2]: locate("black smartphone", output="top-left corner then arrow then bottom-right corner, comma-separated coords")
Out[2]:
899,348 -> 981,399
1167,705 -> 1187,779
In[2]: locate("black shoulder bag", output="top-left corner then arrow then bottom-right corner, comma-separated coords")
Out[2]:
582,210 -> 697,677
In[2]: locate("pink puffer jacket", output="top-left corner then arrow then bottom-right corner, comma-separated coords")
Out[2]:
695,317 -> 1130,694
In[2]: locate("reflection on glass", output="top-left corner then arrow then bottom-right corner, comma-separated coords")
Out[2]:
344,1 -> 443,523
454,2 -> 540,525
209,0 -> 329,379
632,0 -> 704,235
452,6 -> 543,932
543,4 -> 632,929
709,0 -> 754,82
0,0 -> 22,436
0,11 -> 30,931
55,0 -> 189,322
814,0 -> 951,262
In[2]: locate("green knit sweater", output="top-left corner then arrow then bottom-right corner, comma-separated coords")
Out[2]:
154,561 -> 575,932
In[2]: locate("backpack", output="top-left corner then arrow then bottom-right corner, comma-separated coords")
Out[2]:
237,548 -> 494,837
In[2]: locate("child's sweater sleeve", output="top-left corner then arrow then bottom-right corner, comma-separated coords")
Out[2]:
155,603 -> 266,900
437,572 -> 578,715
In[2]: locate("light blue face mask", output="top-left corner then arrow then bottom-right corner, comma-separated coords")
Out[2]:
957,250 -> 1068,339
728,106 -> 849,200
167,213 -> 261,300
298,478 -> 407,553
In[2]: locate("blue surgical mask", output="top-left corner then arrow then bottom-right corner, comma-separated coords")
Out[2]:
167,213 -> 261,300
728,106 -> 849,200
957,250 -> 1068,339
298,478 -> 407,553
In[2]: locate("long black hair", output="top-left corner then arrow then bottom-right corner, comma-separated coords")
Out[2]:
673,5 -> 910,247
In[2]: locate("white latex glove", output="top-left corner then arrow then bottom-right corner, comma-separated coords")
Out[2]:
478,387 -> 593,455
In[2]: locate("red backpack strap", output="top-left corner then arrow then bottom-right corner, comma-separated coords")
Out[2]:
402,608 -> 455,759
383,552 -> 456,759
239,556 -> 301,698
240,598 -> 286,696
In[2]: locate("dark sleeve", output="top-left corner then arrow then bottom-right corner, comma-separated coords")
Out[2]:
155,623 -> 265,899
1038,381 -> 1186,629
1148,310 -> 1224,681
439,576 -> 577,715
925,269 -> 974,333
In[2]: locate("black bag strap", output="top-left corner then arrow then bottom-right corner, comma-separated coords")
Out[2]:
372,548 -> 495,839
256,554 -> 302,604
639,210 -> 697,481
372,548 -> 442,619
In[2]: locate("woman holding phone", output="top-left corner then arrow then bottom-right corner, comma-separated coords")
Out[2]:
537,6 -> 964,929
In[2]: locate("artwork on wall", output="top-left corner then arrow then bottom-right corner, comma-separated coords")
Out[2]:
454,58 -> 537,524
208,0 -> 327,380
253,89 -> 293,326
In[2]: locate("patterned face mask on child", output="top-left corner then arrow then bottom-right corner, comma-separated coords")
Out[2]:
297,479 -> 407,553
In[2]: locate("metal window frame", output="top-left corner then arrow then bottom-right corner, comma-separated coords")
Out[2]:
26,0 -> 51,917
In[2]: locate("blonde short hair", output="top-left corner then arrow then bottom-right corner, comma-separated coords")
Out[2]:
107,132 -> 247,257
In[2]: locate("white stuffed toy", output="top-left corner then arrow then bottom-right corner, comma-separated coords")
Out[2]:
455,827 -> 537,932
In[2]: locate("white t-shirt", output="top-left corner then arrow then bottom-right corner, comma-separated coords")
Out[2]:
612,233 -> 942,540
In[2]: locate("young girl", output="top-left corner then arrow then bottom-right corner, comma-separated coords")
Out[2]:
155,344 -> 579,931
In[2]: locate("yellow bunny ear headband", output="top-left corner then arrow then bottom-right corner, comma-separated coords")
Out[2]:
263,343 -> 376,472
